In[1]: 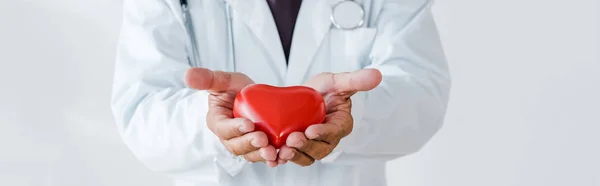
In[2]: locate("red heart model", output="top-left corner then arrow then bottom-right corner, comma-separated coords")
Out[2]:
233,84 -> 326,149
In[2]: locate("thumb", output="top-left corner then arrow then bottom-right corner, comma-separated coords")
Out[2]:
305,68 -> 382,94
185,68 -> 254,92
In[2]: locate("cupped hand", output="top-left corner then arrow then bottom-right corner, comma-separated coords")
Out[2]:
277,69 -> 383,166
185,68 -> 279,167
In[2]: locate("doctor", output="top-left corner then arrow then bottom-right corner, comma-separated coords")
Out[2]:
111,0 -> 450,185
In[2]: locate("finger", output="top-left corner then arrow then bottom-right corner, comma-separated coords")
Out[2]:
278,146 -> 315,166
287,132 -> 333,160
278,159 -> 287,165
261,146 -> 278,161
223,131 -> 268,156
185,68 -> 254,92
323,94 -> 350,109
330,68 -> 382,93
209,117 -> 254,140
243,145 -> 278,163
278,146 -> 295,160
304,124 -> 344,143
304,69 -> 382,94
266,161 -> 278,167
305,112 -> 354,141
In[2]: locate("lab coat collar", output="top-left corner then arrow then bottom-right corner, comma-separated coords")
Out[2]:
286,0 -> 338,86
166,0 -> 185,28
226,0 -> 288,84
226,0 -> 340,86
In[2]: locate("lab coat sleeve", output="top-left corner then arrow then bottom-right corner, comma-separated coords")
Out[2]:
320,0 -> 451,165
111,0 -> 246,180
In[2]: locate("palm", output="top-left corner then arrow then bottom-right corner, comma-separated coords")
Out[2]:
275,69 -> 382,166
322,93 -> 352,113
207,91 -> 236,118
185,68 -> 279,167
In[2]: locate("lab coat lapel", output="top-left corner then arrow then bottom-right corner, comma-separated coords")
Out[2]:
165,0 -> 185,27
226,0 -> 287,82
285,0 -> 336,85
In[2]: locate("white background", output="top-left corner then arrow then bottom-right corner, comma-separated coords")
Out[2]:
0,0 -> 597,185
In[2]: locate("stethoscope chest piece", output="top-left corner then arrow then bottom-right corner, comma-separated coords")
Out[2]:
331,0 -> 364,30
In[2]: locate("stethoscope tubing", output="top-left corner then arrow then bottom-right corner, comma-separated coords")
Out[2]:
181,0 -> 201,67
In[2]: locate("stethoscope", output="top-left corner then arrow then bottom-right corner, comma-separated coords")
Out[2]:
180,0 -> 364,68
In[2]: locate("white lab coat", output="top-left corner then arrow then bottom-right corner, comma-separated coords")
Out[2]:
111,0 -> 450,185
